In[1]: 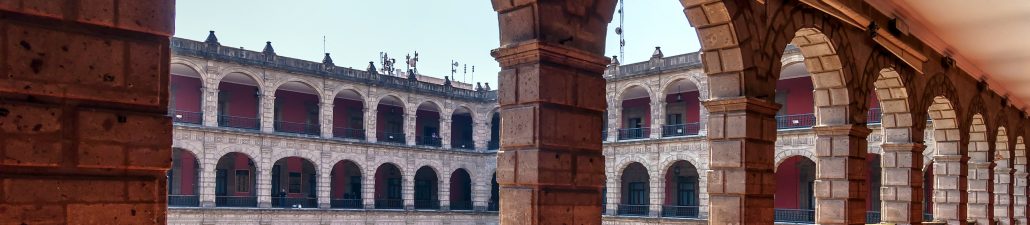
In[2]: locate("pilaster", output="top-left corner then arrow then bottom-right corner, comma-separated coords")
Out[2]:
320,101 -> 334,138
812,124 -> 871,225
968,162 -> 995,225
365,108 -> 377,142
441,118 -> 452,149
260,94 -> 276,133
703,97 -> 779,225
880,142 -> 927,224
202,87 -> 219,127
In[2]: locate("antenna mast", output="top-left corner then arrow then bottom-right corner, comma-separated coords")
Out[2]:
617,0 -> 625,61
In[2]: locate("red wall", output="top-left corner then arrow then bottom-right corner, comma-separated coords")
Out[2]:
376,104 -> 404,134
621,97 -> 651,128
274,90 -> 319,123
448,171 -> 470,202
665,91 -> 701,123
415,110 -> 440,137
171,75 -> 202,112
774,156 -> 802,209
233,153 -> 252,196
330,162 -> 358,198
219,82 -> 259,118
776,77 -> 814,115
173,150 -> 196,195
869,91 -> 880,109
333,99 -> 363,129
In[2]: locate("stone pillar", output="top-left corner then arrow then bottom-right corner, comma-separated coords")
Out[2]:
365,108 -> 377,142
608,105 -> 621,142
441,175 -> 452,210
880,143 -> 926,224
363,169 -> 376,209
968,162 -> 995,225
933,155 -> 968,224
403,174 -> 415,210
260,94 -> 276,133
200,145 -> 218,208
441,117 -> 452,149
257,149 -> 272,208
405,109 -> 416,146
202,87 -> 220,127
651,100 -> 663,139
703,97 -> 779,225
650,167 -> 663,217
473,121 -> 489,151
813,125 -> 871,225
318,152 -> 332,209
320,101 -> 334,138
1014,171 -> 1028,225
995,166 -> 1014,225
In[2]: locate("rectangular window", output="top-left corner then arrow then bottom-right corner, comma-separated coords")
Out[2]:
216,169 -> 227,195
667,114 -> 683,125
289,172 -> 302,193
677,176 -> 697,206
387,178 -> 402,199
348,176 -> 362,199
628,182 -> 647,205
235,170 -> 250,193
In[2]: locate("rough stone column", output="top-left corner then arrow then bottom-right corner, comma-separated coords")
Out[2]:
363,169 -> 376,209
318,152 -> 332,209
257,148 -> 272,208
813,125 -> 871,225
968,162 -> 995,225
260,94 -> 276,132
365,108 -> 377,142
880,143 -> 926,224
403,174 -> 415,210
441,175 -> 452,210
200,147 -> 218,208
202,87 -> 220,127
995,166 -> 1014,225
651,166 -> 663,217
651,100 -> 664,139
1014,172 -> 1028,225
473,121 -> 489,151
441,118 -> 452,149
320,101 -> 334,138
405,110 -> 416,146
703,97 -> 779,225
608,105 -> 620,142
933,155 -> 968,224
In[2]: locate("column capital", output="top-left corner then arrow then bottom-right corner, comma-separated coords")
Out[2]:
702,97 -> 780,115
490,40 -> 609,73
881,143 -> 927,152
933,154 -> 965,162
812,124 -> 872,137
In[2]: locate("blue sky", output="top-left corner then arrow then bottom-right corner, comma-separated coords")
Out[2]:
175,1 -> 700,87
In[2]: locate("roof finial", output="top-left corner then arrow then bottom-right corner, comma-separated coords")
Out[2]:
367,61 -> 378,74
476,82 -> 483,91
444,76 -> 452,87
262,41 -> 275,55
651,46 -> 664,59
205,30 -> 219,45
610,55 -> 620,65
322,53 -> 334,66
484,82 -> 491,91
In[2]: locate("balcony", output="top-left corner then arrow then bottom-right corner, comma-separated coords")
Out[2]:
452,140 -> 475,150
661,123 -> 700,137
450,200 -> 473,211
168,195 -> 199,207
660,205 -> 699,218
333,127 -> 366,140
868,108 -> 882,124
274,120 -> 320,135
215,196 -> 258,208
374,198 -> 404,209
271,197 -> 318,208
378,132 -> 406,144
617,127 -> 650,140
417,136 -> 442,147
776,113 -> 816,130
218,115 -> 260,130
330,198 -> 363,209
617,204 -> 650,216
171,110 -> 202,125
413,199 -> 440,210
774,208 -> 815,223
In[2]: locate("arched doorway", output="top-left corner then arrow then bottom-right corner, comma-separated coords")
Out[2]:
618,162 -> 650,216
662,160 -> 699,218
618,87 -> 651,140
332,89 -> 365,140
330,160 -> 363,209
449,169 -> 473,210
774,156 -> 816,223
374,163 -> 403,209
273,81 -> 321,135
170,64 -> 203,124
217,72 -> 261,129
215,152 -> 257,207
489,172 -> 499,211
414,166 -> 440,209
168,148 -> 199,207
415,102 -> 442,147
662,79 -> 701,137
376,96 -> 405,144
451,107 -> 475,150
270,157 -> 317,208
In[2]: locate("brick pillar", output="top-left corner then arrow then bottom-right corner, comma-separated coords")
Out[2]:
365,108 -> 377,142
260,94 -> 276,132
995,166 -> 1014,225
441,118 -> 452,149
933,155 -> 968,224
0,1 -> 174,224
703,97 -> 779,224
202,87 -> 219,127
969,162 -> 995,225
363,169 -> 376,209
1014,171 -> 1028,225
881,143 -> 926,224
813,125 -> 870,225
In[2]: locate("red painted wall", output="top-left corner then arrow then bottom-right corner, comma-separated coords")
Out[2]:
274,90 -> 319,124
234,153 -> 252,196
869,91 -> 880,109
621,97 -> 651,128
665,91 -> 701,123
451,114 -> 473,144
776,77 -> 814,115
415,110 -> 440,137
173,150 -> 196,195
333,99 -> 363,129
330,162 -> 360,198
171,75 -> 202,112
219,82 -> 259,118
775,157 -> 803,209
376,104 -> 404,134
374,165 -> 400,199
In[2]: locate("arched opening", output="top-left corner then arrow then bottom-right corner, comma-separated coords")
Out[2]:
273,81 -> 320,135
214,152 -> 257,207
488,112 -> 500,150
168,148 -> 199,207
618,162 -> 650,216
774,44 -> 816,130
376,96 -> 406,144
662,79 -> 701,137
270,157 -> 317,208
329,160 -> 363,209
927,96 -> 962,223
449,169 -> 473,210
1015,137 -> 1027,225
488,172 -> 499,211
170,64 -> 203,124
867,153 -> 883,223
774,156 -> 816,223
993,127 -> 1012,224
374,163 -> 403,209
661,160 -> 699,218
924,161 -> 935,222
415,102 -> 442,147
414,166 -> 440,209
618,86 -> 651,140
332,89 -> 365,140
217,72 -> 261,129
451,107 -> 475,150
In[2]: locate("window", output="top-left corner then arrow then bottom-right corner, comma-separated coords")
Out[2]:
289,172 -> 302,193
677,176 -> 697,206
628,118 -> 642,129
216,169 -> 227,195
235,170 -> 250,193
667,114 -> 683,125
347,176 -> 362,199
775,91 -> 789,116
387,178 -> 402,199
628,182 -> 647,205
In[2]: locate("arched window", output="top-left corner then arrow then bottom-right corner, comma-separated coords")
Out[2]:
618,162 -> 650,216
414,166 -> 440,209
661,160 -> 699,218
774,156 -> 816,223
215,152 -> 257,207
449,169 -> 473,210
330,160 -> 363,209
168,148 -> 200,207
374,163 -> 403,209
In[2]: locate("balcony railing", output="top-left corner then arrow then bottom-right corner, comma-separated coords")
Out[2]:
215,196 -> 258,208
661,123 -> 700,137
487,200 -> 499,211
452,140 -> 475,150
413,199 -> 440,210
377,132 -> 406,144
661,205 -> 699,218
617,204 -> 650,216
602,130 -> 608,141
776,113 -> 816,130
330,198 -> 363,209
274,120 -> 320,135
617,127 -> 650,140
487,140 -> 499,150
333,127 -> 366,140
417,136 -> 442,147
774,208 -> 815,223
171,110 -> 203,124
924,213 -> 933,221
866,211 -> 881,224
374,198 -> 404,209
450,200 -> 473,211
218,114 -> 260,130
168,195 -> 199,207
271,197 -> 317,208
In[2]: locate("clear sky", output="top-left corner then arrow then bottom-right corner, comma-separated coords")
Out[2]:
175,1 -> 700,87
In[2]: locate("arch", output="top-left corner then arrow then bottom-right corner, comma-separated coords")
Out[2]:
970,114 -> 990,163
415,101 -> 443,147
216,69 -> 265,93
270,78 -> 324,99
488,172 -> 499,211
376,95 -> 406,144
617,85 -> 653,103
373,163 -> 404,209
873,68 -> 916,143
451,105 -> 475,150
1016,137 -> 1027,171
663,160 -> 701,218
414,165 -> 441,209
214,152 -> 258,207
774,155 -> 816,211
449,168 -> 474,210
662,78 -> 703,137
618,162 -> 650,216
169,148 -> 200,207
618,85 -> 653,140
996,127 -> 1011,166
216,71 -> 263,130
929,96 -> 962,157
788,27 -> 851,126
270,156 -> 318,208
774,151 -> 816,171
170,58 -> 207,81
332,88 -> 366,140
329,160 -> 363,208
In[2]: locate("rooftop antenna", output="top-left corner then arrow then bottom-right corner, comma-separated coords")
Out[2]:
451,60 -> 459,78
616,0 -> 625,61
463,64 -> 468,84
322,35 -> 326,54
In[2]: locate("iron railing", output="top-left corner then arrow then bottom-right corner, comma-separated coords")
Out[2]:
218,114 -> 260,130
374,198 -> 404,209
661,123 -> 700,137
168,195 -> 200,207
271,197 -> 317,208
487,200 -> 499,211
450,200 -> 473,210
215,196 -> 258,208
617,204 -> 650,216
171,110 -> 203,124
274,120 -> 320,135
776,114 -> 816,130
333,127 -> 366,140
487,140 -> 499,150
866,211 -> 881,224
329,198 -> 363,209
661,205 -> 699,218
617,127 -> 650,140
868,108 -> 882,124
452,140 -> 475,150
377,132 -> 406,144
774,208 -> 815,223
416,136 -> 442,147
413,199 -> 440,210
